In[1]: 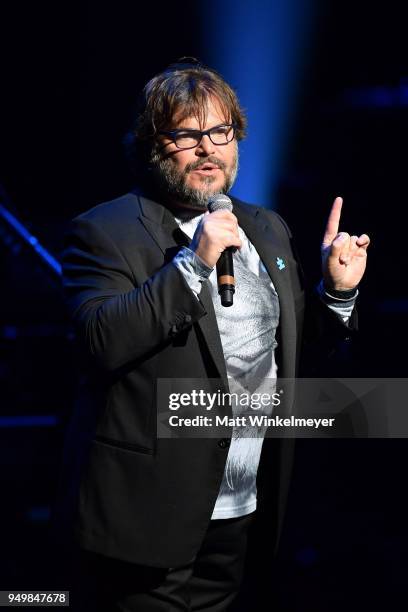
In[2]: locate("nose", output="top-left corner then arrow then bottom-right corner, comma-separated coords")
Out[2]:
197,134 -> 215,155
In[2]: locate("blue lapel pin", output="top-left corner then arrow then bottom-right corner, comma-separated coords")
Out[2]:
276,257 -> 285,271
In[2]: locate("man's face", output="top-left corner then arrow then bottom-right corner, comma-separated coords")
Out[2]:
151,97 -> 238,211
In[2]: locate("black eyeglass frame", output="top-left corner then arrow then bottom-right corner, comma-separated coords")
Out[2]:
158,123 -> 237,150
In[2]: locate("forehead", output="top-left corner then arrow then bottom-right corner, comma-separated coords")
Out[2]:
172,96 -> 230,130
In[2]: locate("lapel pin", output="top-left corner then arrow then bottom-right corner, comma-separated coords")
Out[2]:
276,257 -> 286,270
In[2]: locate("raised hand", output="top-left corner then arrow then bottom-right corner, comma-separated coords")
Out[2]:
321,197 -> 370,291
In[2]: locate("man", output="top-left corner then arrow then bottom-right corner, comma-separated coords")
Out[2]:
56,59 -> 370,611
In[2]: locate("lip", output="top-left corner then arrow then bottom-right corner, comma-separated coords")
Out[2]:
192,167 -> 221,174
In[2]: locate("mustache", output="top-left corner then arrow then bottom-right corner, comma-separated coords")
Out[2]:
185,157 -> 227,173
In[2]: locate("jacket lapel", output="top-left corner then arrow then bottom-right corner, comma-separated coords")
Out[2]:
233,201 -> 298,379
137,194 -> 184,256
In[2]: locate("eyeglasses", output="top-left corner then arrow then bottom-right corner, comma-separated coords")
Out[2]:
158,123 -> 236,150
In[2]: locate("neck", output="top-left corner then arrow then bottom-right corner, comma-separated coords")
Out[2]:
164,201 -> 206,222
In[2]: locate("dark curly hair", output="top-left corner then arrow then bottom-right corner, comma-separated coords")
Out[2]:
124,58 -> 247,176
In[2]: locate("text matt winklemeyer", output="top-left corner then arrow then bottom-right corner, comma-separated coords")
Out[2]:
168,415 -> 335,428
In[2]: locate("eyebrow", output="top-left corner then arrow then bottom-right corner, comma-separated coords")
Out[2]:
171,122 -> 228,131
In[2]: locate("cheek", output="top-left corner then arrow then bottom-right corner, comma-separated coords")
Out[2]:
227,144 -> 238,165
172,152 -> 192,173
218,144 -> 236,169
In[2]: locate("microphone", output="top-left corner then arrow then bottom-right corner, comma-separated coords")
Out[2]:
207,194 -> 235,307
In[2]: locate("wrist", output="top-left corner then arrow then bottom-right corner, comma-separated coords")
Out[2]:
180,247 -> 213,277
320,280 -> 358,300
192,247 -> 216,270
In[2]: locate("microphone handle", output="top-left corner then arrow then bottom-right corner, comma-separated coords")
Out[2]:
216,247 -> 235,307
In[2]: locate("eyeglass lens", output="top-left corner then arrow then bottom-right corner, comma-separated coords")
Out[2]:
175,125 -> 234,149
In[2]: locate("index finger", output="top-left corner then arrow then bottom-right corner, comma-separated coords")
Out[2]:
211,209 -> 238,221
322,196 -> 343,246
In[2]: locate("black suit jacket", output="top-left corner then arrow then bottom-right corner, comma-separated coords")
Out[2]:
54,190 -> 355,568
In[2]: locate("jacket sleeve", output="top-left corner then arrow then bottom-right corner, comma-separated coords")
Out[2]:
61,216 -> 207,372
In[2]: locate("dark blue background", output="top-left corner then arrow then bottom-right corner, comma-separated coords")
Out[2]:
0,1 -> 406,609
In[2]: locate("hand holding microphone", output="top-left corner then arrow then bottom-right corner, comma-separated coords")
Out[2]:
190,195 -> 240,306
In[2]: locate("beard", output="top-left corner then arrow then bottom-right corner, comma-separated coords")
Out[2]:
149,144 -> 239,211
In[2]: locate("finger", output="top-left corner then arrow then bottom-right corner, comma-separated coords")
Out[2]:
349,235 -> 359,256
322,196 -> 343,246
339,235 -> 351,265
329,232 -> 350,262
209,219 -> 239,234
211,210 -> 237,222
224,231 -> 242,249
356,233 -> 370,249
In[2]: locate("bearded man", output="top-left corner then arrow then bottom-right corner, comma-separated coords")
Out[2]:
56,58 -> 369,611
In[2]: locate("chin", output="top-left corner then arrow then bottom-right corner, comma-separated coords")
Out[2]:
189,178 -> 223,193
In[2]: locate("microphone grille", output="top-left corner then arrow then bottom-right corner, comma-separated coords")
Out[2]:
207,194 -> 233,213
